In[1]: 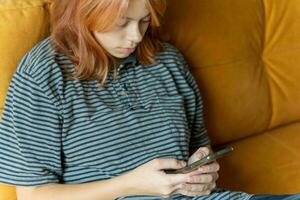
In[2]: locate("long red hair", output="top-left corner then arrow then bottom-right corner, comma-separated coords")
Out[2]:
50,0 -> 167,87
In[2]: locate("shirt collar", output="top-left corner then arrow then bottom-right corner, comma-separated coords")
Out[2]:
118,52 -> 138,70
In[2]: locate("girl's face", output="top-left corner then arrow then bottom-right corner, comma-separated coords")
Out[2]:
93,0 -> 151,59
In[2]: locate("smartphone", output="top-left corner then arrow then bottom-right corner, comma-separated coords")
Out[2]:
164,146 -> 234,174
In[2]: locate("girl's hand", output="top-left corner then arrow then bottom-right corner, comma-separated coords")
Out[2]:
121,158 -> 192,197
174,147 -> 220,196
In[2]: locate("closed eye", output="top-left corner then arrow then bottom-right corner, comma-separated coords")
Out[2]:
116,15 -> 151,28
117,21 -> 128,27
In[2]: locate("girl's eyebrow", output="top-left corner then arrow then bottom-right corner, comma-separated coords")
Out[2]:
126,13 -> 151,21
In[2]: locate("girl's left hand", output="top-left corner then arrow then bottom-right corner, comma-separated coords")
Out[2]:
175,147 -> 220,197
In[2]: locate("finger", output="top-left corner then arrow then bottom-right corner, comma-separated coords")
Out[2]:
188,147 -> 210,165
182,182 -> 217,192
195,147 -> 210,156
167,182 -> 185,197
151,158 -> 186,170
183,169 -> 203,177
187,153 -> 199,165
197,161 -> 220,173
187,173 -> 219,184
167,173 -> 190,186
184,162 -> 219,177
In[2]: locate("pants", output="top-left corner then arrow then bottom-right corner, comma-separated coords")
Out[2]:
250,194 -> 300,200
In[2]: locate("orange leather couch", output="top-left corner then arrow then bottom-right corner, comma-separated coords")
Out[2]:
162,0 -> 300,194
1,0 -> 299,199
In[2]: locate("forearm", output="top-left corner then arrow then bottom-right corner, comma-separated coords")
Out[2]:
18,174 -> 135,200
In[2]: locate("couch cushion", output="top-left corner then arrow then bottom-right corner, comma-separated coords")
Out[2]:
217,122 -> 300,194
0,0 -> 51,199
162,0 -> 300,145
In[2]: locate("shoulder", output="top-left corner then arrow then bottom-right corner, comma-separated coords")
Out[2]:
14,37 -> 67,94
15,37 -> 64,81
154,42 -> 188,73
159,42 -> 186,59
12,37 -> 65,111
156,42 -> 187,67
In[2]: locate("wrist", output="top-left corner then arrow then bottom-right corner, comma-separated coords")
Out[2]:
116,171 -> 141,197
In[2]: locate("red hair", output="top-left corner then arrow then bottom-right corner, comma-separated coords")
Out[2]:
50,0 -> 167,87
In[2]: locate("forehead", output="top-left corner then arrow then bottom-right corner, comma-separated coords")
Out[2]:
124,0 -> 150,19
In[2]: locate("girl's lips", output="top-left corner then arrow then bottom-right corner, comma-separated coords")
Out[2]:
121,47 -> 135,54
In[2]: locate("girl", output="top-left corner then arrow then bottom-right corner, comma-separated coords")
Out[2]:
0,0 -> 299,200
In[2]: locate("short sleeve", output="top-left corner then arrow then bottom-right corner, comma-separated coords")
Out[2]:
0,70 -> 63,186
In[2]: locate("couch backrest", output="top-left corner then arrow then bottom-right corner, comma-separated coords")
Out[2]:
161,0 -> 300,145
0,0 -> 51,199
1,0 -> 300,198
0,0 -> 51,117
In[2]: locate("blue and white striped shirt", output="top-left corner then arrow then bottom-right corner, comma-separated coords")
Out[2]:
0,38 -> 252,200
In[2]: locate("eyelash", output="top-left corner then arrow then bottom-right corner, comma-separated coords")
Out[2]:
117,19 -> 151,28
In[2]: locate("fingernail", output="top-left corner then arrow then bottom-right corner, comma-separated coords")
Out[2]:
197,152 -> 204,157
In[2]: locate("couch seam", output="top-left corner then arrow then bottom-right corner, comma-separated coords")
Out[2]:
260,0 -> 274,130
218,118 -> 300,147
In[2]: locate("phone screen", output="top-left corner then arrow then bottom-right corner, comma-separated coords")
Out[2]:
164,146 -> 234,174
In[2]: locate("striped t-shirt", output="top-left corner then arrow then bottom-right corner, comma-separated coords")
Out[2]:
0,38 -> 252,200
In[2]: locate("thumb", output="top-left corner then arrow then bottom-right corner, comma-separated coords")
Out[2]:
188,147 -> 210,165
152,158 -> 186,170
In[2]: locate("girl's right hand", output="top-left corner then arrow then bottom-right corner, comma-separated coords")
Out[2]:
121,158 -> 191,197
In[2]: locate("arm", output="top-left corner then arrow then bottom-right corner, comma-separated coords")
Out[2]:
17,175 -> 131,200
171,48 -> 211,154
17,158 -> 193,200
